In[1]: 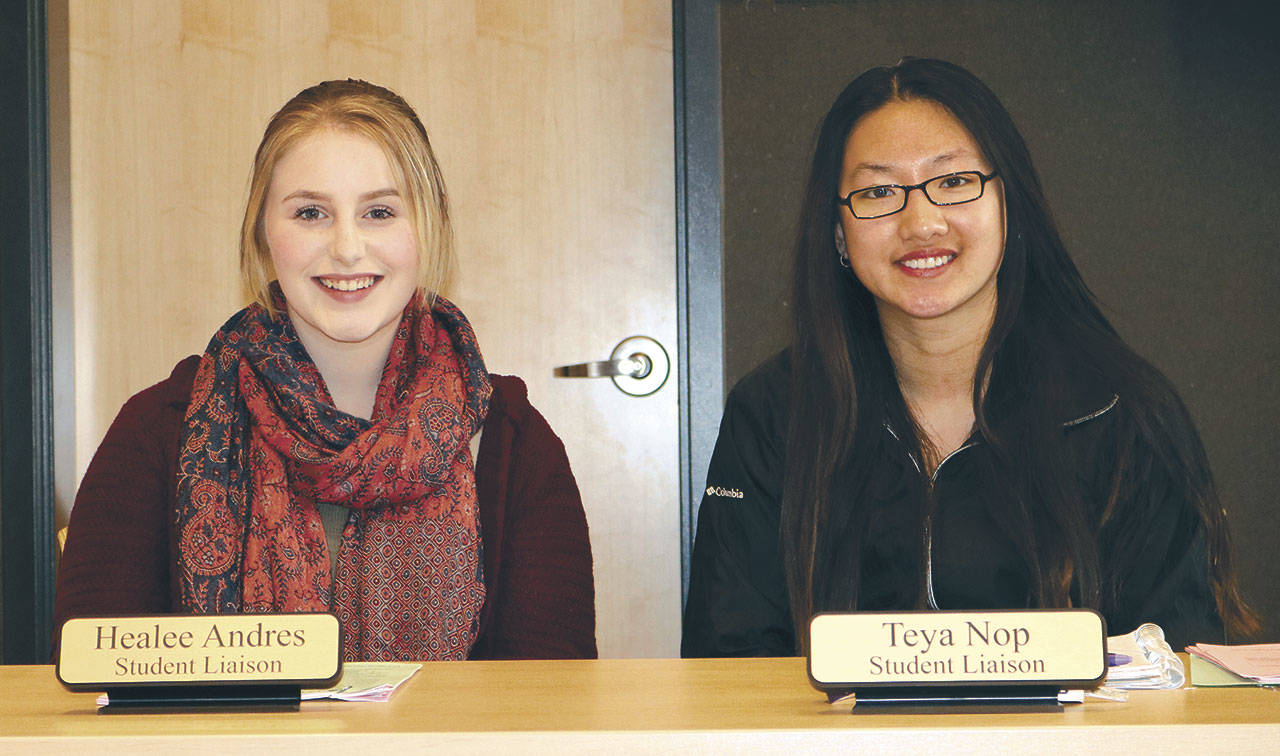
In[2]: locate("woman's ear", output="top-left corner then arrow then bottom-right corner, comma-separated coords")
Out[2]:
834,223 -> 850,266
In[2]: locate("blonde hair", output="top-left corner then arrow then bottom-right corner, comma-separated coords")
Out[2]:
240,79 -> 453,312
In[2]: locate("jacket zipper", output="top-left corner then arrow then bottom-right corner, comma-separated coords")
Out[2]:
922,442 -> 976,610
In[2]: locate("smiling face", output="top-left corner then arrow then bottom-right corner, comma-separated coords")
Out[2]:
837,98 -> 1006,331
263,128 -> 420,360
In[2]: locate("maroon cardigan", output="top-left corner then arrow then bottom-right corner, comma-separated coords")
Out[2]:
54,356 -> 597,660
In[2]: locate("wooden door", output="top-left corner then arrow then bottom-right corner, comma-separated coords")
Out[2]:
65,0 -> 679,657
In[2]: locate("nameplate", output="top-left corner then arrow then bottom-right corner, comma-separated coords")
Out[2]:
808,609 -> 1105,690
57,613 -> 342,689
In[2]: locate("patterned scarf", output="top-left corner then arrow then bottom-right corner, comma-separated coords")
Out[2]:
174,290 -> 491,661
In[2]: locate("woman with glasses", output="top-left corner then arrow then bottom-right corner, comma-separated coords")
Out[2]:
54,80 -> 596,662
682,58 -> 1256,657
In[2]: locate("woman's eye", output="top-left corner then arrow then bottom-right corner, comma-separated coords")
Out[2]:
294,206 -> 323,221
938,174 -> 972,190
366,206 -> 395,220
857,185 -> 898,201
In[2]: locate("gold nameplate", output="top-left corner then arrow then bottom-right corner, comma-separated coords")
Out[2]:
808,609 -> 1106,690
57,613 -> 342,689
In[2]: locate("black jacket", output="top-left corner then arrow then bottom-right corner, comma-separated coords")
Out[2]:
681,352 -> 1223,657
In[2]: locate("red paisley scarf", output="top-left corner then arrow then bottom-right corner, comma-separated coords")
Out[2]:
175,290 -> 491,661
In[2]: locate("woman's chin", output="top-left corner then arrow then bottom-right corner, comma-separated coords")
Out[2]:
290,312 -> 402,353
879,296 -> 961,324
877,281 -> 998,327
317,326 -> 390,346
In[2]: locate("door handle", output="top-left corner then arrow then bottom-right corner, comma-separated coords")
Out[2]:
554,335 -> 669,397
554,354 -> 652,379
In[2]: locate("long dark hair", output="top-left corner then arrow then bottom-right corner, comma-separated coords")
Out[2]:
781,58 -> 1257,650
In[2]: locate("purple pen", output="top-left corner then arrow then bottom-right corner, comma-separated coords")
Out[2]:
1106,653 -> 1132,666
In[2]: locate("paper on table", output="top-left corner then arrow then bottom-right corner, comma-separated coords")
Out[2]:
302,661 -> 422,702
1186,643 -> 1280,685
1188,653 -> 1256,687
1104,623 -> 1184,690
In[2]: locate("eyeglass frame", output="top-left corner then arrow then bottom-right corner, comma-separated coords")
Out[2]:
836,170 -> 1000,220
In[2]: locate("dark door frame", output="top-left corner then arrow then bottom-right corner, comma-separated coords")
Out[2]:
674,0 -> 724,603
1,0 -> 56,664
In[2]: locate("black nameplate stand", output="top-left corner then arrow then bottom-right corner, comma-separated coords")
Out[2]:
833,685 -> 1063,715
100,684 -> 302,714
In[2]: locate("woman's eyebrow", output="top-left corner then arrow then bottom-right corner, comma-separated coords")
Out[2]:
929,151 -> 970,167
850,161 -> 895,175
360,188 -> 400,202
850,151 -> 980,179
280,189 -> 330,203
278,188 -> 400,203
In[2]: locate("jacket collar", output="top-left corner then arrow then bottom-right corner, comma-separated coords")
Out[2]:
1062,393 -> 1118,427
882,390 -> 1119,480
882,390 -> 1119,441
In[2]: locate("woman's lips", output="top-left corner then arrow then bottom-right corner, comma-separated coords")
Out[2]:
317,275 -> 377,292
895,249 -> 956,276
314,275 -> 381,300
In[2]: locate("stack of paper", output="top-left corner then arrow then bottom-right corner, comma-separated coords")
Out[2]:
1186,643 -> 1280,687
1104,623 -> 1184,690
303,661 -> 422,702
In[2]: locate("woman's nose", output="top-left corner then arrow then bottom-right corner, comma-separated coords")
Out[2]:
329,218 -> 364,264
896,188 -> 948,241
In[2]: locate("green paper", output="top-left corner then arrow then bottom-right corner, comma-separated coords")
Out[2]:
1189,653 -> 1256,687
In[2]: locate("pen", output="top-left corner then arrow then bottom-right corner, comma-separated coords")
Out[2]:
1106,653 -> 1132,666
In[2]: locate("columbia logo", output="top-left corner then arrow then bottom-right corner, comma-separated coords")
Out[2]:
705,485 -> 744,499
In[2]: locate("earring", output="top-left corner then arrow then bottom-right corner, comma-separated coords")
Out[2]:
834,224 -> 850,268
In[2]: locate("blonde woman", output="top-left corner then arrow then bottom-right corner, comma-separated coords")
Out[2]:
55,80 -> 596,661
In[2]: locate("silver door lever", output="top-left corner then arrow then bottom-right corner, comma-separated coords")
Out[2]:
554,354 -> 652,379
554,336 -> 669,397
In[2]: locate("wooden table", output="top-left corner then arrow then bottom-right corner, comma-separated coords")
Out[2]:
3,657 -> 1278,753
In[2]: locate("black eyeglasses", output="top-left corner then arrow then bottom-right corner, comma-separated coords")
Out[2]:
837,170 -> 999,219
